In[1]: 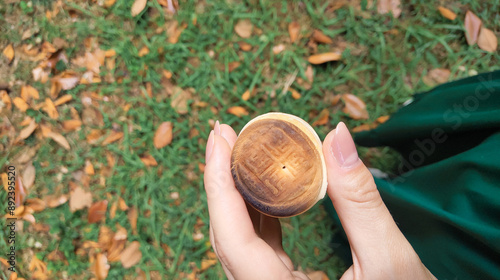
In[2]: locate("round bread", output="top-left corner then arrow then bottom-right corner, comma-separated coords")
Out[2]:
231,112 -> 327,218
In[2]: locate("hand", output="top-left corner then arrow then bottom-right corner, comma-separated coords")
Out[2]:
204,121 -> 436,280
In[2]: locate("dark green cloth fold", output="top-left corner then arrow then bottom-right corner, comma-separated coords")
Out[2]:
325,71 -> 500,280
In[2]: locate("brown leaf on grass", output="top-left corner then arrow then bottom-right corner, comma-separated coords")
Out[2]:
312,30 -> 333,44
1,90 -> 11,111
140,153 -> 158,166
241,90 -> 251,101
154,121 -> 173,149
120,241 -> 142,268
98,225 -> 114,250
22,162 -> 36,189
15,176 -> 27,207
119,197 -> 129,211
131,0 -> 147,16
289,88 -> 301,99
342,94 -> 369,120
166,21 -> 186,44
32,67 -> 50,83
62,120 -> 82,131
272,44 -> 286,54
227,61 -> 241,72
85,160 -> 95,175
312,109 -> 329,126
464,11 -> 482,45
108,225 -> 128,262
90,253 -> 110,280
438,6 -> 457,20
234,19 -> 253,38
50,71 -> 80,99
43,98 -> 59,119
101,131 -> 124,146
238,42 -> 252,51
47,131 -> 70,150
307,271 -> 329,280
21,85 -> 40,101
13,97 -> 29,112
138,46 -> 149,57
26,198 -> 46,212
423,68 -> 451,86
104,0 -> 116,8
308,52 -> 342,64
88,200 -> 108,223
54,94 -> 73,106
378,0 -> 402,18
200,259 -> 217,272
288,21 -> 300,43
128,206 -> 138,234
46,194 -> 68,208
69,186 -> 92,212
17,120 -> 38,141
163,70 -> 172,79
377,115 -> 390,123
87,129 -> 105,144
3,44 -> 14,63
352,123 -> 378,133
227,106 -> 249,117
109,201 -> 118,219
72,50 -> 105,74
171,87 -> 192,114
477,28 -> 498,53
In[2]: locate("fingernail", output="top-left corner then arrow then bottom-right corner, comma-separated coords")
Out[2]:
330,122 -> 359,168
214,120 -> 221,136
206,130 -> 215,161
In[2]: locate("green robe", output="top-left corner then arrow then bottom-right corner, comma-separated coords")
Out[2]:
325,70 -> 500,280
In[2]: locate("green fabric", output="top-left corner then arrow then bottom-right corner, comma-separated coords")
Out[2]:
325,71 -> 500,280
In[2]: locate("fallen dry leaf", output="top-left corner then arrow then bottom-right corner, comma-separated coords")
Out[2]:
47,131 -> 70,150
171,87 -> 192,114
376,115 -> 390,123
289,88 -> 301,100
26,198 -> 46,212
342,94 -> 369,120
138,46 -> 149,57
88,200 -> 108,223
46,194 -> 68,208
163,69 -> 173,79
352,123 -> 377,133
21,85 -> 39,102
54,94 -> 73,106
1,90 -> 11,111
43,98 -> 59,119
50,71 -> 80,99
119,197 -> 129,211
312,30 -> 333,44
131,0 -> 147,16
312,109 -> 329,126
234,19 -> 253,38
62,120 -> 82,131
140,153 -> 158,166
227,106 -> 249,117
166,21 -> 186,44
108,225 -> 128,262
308,52 -> 342,64
153,121 -> 173,149
238,42 -> 252,51
272,44 -> 286,54
109,201 -> 118,219
423,68 -> 451,86
90,253 -> 110,280
464,11 -> 482,45
17,120 -> 38,141
3,44 -> 14,63
13,97 -> 29,112
307,271 -> 329,280
22,162 -> 36,189
477,28 -> 498,53
241,90 -> 251,101
15,176 -> 26,207
438,6 -> 457,20
120,241 -> 142,268
288,21 -> 300,43
104,0 -> 116,8
200,259 -> 217,272
101,131 -> 124,146
85,160 -> 95,175
69,186 -> 92,212
128,206 -> 138,234
377,0 -> 402,18
227,61 -> 240,72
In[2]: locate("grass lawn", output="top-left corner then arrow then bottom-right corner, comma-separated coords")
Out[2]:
0,0 -> 499,279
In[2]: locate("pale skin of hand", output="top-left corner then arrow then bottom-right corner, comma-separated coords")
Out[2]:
204,121 -> 437,280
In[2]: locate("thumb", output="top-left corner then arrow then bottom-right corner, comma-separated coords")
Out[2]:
322,122 -> 412,264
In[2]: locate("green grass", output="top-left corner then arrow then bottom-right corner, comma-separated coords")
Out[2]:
1,0 -> 499,279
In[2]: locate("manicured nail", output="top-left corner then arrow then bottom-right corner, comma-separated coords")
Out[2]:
330,122 -> 359,168
206,130 -> 215,161
214,120 -> 221,136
